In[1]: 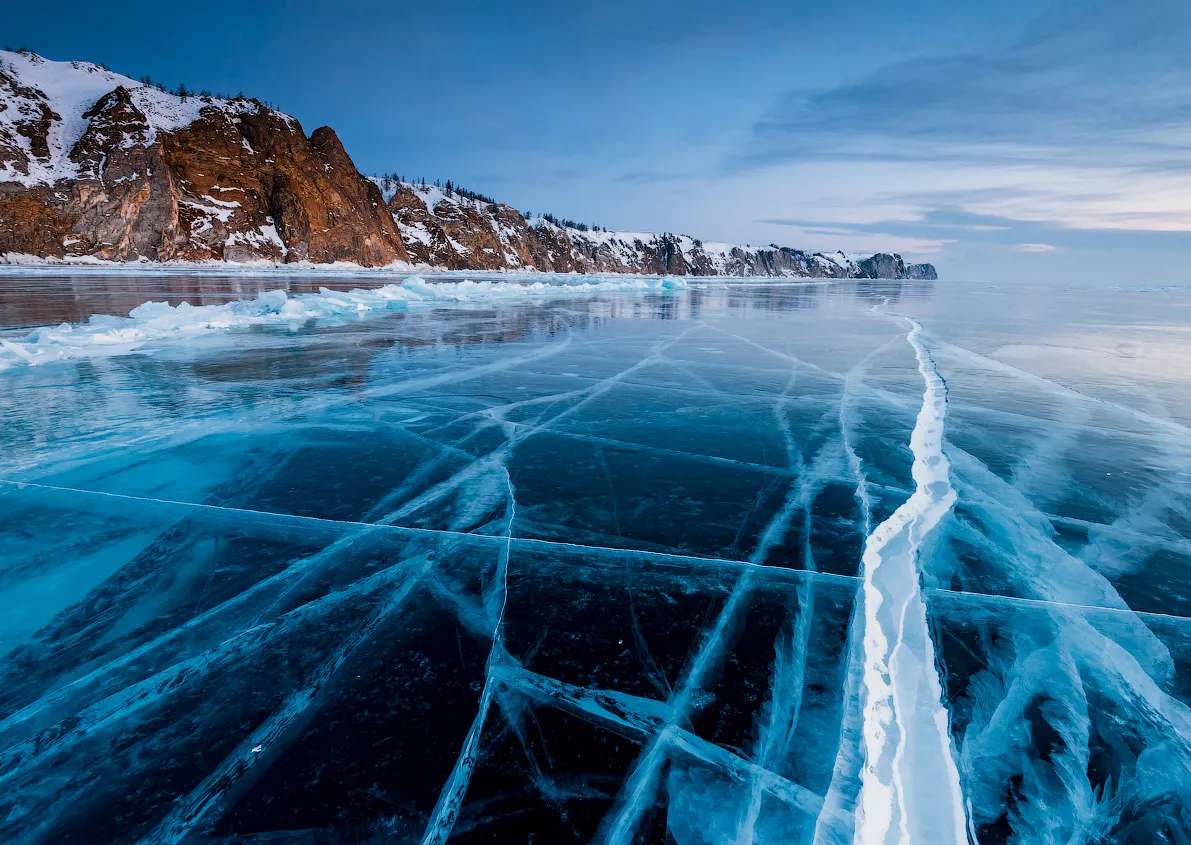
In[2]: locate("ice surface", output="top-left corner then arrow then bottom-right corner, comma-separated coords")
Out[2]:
1,272 -> 1190,843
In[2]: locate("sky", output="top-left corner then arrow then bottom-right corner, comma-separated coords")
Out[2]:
8,0 -> 1191,282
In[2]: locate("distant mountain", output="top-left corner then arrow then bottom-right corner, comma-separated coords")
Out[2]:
0,51 -> 936,280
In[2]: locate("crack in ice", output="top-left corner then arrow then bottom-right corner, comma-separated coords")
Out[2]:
852,317 -> 968,845
136,553 -> 438,845
595,351 -> 817,845
417,468 -> 517,845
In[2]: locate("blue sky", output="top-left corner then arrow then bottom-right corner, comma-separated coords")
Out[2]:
9,0 -> 1191,282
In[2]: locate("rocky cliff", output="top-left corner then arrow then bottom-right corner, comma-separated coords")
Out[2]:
0,51 -> 407,266
0,51 -> 936,280
378,179 -> 937,279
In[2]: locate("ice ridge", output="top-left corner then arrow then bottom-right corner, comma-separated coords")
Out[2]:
853,318 -> 969,845
0,276 -> 686,370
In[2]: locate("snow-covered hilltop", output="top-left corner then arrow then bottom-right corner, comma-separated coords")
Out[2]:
0,51 -> 936,279
0,51 -> 284,187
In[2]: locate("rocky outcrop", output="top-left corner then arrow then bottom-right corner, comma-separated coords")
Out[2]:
0,51 -> 408,266
0,50 -> 936,279
856,253 -> 906,280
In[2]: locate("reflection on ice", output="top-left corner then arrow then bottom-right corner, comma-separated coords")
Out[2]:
0,273 -> 1189,843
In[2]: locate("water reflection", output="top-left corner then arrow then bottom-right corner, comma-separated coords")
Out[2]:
0,271 -> 397,329
0,270 -> 934,330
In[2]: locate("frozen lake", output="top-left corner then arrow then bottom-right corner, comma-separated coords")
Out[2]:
0,270 -> 1189,844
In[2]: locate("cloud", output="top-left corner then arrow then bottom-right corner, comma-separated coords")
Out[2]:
751,1 -> 1191,167
1013,243 -> 1059,253
738,1 -> 1191,234
758,217 -> 951,255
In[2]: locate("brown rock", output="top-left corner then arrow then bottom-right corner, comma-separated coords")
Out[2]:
388,185 -> 465,268
0,81 -> 411,265
0,185 -> 68,257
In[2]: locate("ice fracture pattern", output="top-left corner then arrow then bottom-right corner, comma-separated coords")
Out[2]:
1,272 -> 1190,844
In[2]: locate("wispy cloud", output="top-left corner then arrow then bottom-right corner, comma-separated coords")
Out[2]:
738,1 -> 1191,234
757,217 -> 951,254
751,2 -> 1191,168
1013,243 -> 1059,253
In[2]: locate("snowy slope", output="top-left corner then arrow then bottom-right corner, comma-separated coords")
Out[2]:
0,50 -> 291,186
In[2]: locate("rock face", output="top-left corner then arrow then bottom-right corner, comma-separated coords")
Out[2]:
0,51 -> 407,266
856,253 -> 906,280
0,50 -> 937,280
906,263 -> 938,281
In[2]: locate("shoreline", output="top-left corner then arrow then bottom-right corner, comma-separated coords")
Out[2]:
0,253 -> 932,282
